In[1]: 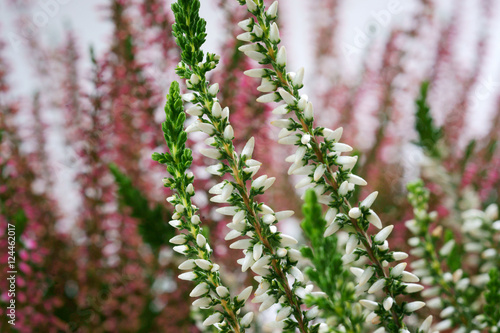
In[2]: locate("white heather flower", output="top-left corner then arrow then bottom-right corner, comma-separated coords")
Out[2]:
198,122 -> 215,135
361,191 -> 378,209
433,319 -> 452,331
200,148 -> 222,160
225,230 -> 241,241
230,239 -> 252,250
324,127 -> 343,141
280,234 -> 298,246
439,240 -> 455,256
348,207 -> 362,219
195,259 -> 211,270
269,22 -> 280,43
245,51 -> 266,62
211,102 -> 222,118
359,299 -> 378,311
278,88 -> 295,105
278,135 -> 298,145
342,253 -> 357,265
238,18 -> 252,31
290,266 -> 305,282
314,164 -> 326,181
216,206 -> 238,216
306,306 -> 319,319
346,234 -> 358,255
383,297 -> 393,311
276,306 -> 292,321
203,312 -> 223,326
301,133 -> 311,145
324,221 -> 341,237
240,312 -> 254,327
275,210 -> 294,220
404,283 -> 424,293
196,234 -> 207,247
257,77 -> 276,92
346,175 -> 366,186
393,252 -> 409,261
374,225 -> 394,243
419,316 -> 433,332
294,67 -> 305,88
367,210 -> 382,229
244,68 -> 266,78
272,104 -> 288,115
252,24 -> 263,38
271,119 -> 293,129
178,259 -> 196,270
401,271 -> 419,283
404,301 -> 425,312
206,163 -> 223,176
178,272 -> 196,281
186,105 -> 203,116
190,283 -> 209,297
374,328 -> 385,333
391,263 -> 407,277
173,245 -> 189,254
266,1 -> 278,18
358,267 -> 375,286
237,286 -> 253,302
332,143 -> 353,152
295,177 -> 312,189
193,297 -> 211,308
170,234 -> 187,245
208,83 -> 219,96
239,44 -> 258,53
242,137 -> 255,158
368,278 -> 385,294
440,306 -> 454,318
259,295 -> 276,311
338,181 -> 350,196
245,0 -> 257,12
276,46 -> 287,66
216,286 -> 229,298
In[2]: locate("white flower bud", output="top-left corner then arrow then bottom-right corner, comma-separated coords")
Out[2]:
269,22 -> 280,43
242,137 -> 255,158
276,46 -> 287,66
404,301 -> 425,312
190,283 -> 209,297
186,105 -> 203,116
359,299 -> 378,311
178,272 -> 196,281
203,312 -> 222,326
208,83 -> 219,96
375,225 -> 394,243
216,286 -> 229,298
240,312 -> 254,327
266,1 -> 278,18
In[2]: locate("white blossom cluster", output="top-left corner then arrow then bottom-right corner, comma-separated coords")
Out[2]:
235,0 -> 431,331
406,183 -> 499,332
178,56 -> 323,332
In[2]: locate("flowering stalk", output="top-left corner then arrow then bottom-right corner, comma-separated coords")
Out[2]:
234,1 -> 430,331
169,1 -> 321,332
406,180 -> 499,332
300,190 -> 365,333
153,82 -> 249,332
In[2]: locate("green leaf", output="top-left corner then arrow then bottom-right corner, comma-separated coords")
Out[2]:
414,81 -> 443,158
110,164 -> 174,251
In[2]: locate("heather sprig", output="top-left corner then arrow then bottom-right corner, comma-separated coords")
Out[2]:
169,1 -> 322,332
153,82 -> 250,332
235,1 -> 429,331
300,190 -> 365,333
406,180 -> 499,332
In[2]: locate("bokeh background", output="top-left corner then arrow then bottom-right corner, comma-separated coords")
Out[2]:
1,0 -> 499,332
